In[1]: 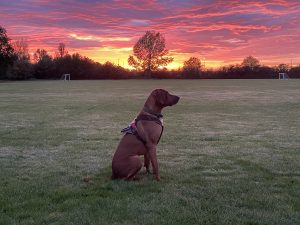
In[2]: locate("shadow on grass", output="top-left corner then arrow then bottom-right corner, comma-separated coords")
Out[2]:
81,166 -> 163,200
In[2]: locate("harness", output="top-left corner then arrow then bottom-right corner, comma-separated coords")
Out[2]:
121,111 -> 164,145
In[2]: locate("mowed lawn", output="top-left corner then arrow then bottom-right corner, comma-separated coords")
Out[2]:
0,80 -> 299,225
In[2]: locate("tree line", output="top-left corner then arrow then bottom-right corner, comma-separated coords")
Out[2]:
1,26 -> 299,80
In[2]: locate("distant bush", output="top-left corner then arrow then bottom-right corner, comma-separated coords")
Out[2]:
6,58 -> 33,80
289,66 -> 300,78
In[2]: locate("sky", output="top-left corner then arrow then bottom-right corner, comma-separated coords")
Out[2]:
1,0 -> 300,69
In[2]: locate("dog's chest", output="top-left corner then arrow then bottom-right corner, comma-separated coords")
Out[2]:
159,117 -> 164,126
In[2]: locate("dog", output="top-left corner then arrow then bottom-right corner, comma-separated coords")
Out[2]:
111,89 -> 180,181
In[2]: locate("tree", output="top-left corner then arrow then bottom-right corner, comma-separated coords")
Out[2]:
56,42 -> 68,58
12,38 -> 30,60
8,38 -> 32,79
182,57 -> 202,78
6,58 -> 32,80
241,56 -> 260,70
0,26 -> 16,78
33,51 -> 55,79
128,31 -> 173,77
276,63 -> 289,73
34,49 -> 48,63
289,65 -> 300,78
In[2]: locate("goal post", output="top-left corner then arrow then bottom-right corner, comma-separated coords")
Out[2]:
61,74 -> 71,81
279,73 -> 289,80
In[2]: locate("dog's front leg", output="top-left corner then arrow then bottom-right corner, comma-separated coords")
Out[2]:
144,152 -> 151,173
147,144 -> 160,181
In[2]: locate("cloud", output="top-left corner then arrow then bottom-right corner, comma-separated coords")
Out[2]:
221,38 -> 246,44
127,19 -> 150,27
101,46 -> 132,52
69,34 -> 131,42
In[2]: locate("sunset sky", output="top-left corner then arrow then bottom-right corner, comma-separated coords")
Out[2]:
1,0 -> 300,69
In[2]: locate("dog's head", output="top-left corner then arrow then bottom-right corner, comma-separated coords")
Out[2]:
151,89 -> 180,108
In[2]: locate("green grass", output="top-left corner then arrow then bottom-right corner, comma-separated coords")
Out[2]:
0,80 -> 299,225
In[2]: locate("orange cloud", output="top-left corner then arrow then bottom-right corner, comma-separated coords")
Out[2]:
69,33 -> 131,42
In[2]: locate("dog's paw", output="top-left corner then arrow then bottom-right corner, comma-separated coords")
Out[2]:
155,175 -> 161,181
83,176 -> 93,184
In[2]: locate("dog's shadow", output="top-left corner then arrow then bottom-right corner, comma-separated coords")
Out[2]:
81,166 -> 163,198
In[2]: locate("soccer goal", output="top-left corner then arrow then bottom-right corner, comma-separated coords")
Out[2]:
278,73 -> 289,80
61,74 -> 71,81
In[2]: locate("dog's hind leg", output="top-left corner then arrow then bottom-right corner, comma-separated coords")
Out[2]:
125,156 -> 142,181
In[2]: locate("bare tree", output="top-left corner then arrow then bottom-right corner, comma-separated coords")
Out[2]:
183,57 -> 202,78
241,56 -> 260,70
128,31 -> 173,77
276,63 -> 289,73
183,57 -> 202,70
33,49 -> 49,63
56,42 -> 68,58
12,38 -> 30,61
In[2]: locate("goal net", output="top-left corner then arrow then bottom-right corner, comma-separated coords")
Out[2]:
61,74 -> 71,81
278,73 -> 289,80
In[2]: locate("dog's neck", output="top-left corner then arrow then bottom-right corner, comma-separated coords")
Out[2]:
143,95 -> 163,118
142,106 -> 163,118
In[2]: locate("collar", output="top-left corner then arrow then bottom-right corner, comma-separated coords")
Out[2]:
143,107 -> 163,119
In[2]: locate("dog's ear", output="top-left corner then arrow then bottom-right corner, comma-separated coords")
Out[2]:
152,89 -> 167,107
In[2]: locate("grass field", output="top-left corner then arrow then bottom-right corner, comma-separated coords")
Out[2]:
0,80 -> 299,225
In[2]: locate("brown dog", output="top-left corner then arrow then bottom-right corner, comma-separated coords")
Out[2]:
111,89 -> 180,181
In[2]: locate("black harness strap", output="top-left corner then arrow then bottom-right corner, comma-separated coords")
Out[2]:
136,114 -> 162,126
143,107 -> 163,119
